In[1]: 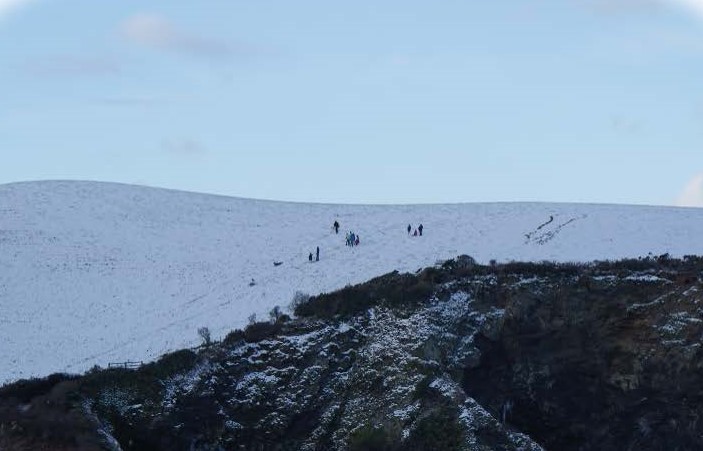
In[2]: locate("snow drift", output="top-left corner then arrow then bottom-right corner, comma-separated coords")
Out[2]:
1,180 -> 702,383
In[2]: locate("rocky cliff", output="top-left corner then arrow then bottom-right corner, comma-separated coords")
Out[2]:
2,255 -> 703,450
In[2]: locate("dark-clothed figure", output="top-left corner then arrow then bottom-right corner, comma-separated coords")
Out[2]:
418,224 -> 423,236
316,246 -> 320,261
309,252 -> 313,262
333,220 -> 340,234
407,224 -> 412,235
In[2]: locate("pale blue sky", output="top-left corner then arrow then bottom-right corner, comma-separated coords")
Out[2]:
1,0 -> 702,205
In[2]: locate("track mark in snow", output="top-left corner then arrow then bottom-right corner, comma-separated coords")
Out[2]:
183,292 -> 210,307
525,215 -> 587,245
524,215 -> 554,242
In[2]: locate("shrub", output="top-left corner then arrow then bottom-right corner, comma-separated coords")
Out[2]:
593,257 -> 656,273
0,378 -> 105,450
221,329 -> 245,347
391,280 -> 433,308
418,267 -> 445,284
406,407 -> 463,451
150,349 -> 198,378
0,373 -> 77,403
294,271 -> 436,319
348,425 -> 394,451
499,260 -> 584,278
290,291 -> 310,311
243,320 -> 282,342
197,327 -> 211,347
412,375 -> 434,401
269,305 -> 283,322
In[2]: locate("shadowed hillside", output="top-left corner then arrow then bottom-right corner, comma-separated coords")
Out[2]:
2,255 -> 703,450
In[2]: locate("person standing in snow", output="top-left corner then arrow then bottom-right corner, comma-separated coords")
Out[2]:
350,232 -> 356,247
413,229 -> 418,237
309,252 -> 313,262
418,224 -> 424,236
333,220 -> 340,234
355,235 -> 359,246
316,246 -> 320,261
407,224 -> 412,235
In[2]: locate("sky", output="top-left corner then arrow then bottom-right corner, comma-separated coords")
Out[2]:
1,0 -> 702,205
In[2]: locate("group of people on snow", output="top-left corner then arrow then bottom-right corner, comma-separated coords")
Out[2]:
407,223 -> 424,236
308,246 -> 320,262
306,220 -> 425,263
346,231 -> 360,247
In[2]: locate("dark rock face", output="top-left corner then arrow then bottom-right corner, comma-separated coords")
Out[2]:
2,256 -> 703,450
465,270 -> 703,450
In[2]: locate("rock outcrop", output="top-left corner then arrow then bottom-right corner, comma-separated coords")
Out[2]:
2,255 -> 703,450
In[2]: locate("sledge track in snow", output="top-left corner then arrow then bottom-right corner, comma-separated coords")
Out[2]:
525,214 -> 588,246
524,215 -> 554,242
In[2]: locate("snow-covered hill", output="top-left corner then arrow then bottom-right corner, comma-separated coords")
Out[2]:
1,180 -> 702,384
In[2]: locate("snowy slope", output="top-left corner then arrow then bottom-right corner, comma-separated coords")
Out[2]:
1,180 -> 702,384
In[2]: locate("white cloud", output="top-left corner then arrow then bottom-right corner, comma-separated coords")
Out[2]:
668,0 -> 703,18
0,0 -> 34,18
586,0 -> 703,19
676,173 -> 703,207
120,14 -> 233,58
121,14 -> 179,48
